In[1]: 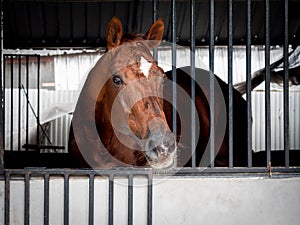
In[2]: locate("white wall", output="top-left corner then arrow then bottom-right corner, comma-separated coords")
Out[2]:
0,176 -> 299,225
4,46 -> 300,151
52,46 -> 292,91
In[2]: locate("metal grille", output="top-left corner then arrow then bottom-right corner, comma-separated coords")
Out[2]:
3,169 -> 155,225
1,1 -> 300,225
3,55 -> 41,152
2,167 -> 300,225
1,0 -> 299,170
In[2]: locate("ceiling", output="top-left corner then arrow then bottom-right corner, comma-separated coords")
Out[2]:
3,0 -> 300,49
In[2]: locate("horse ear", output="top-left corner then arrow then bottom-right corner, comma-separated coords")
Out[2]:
145,18 -> 164,49
106,17 -> 123,50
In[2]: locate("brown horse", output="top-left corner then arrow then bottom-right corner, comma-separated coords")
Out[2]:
68,17 -> 248,169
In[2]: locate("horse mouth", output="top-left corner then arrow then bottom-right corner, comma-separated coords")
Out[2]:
145,147 -> 176,169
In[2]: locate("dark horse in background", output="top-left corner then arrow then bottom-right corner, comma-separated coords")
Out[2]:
68,17 -> 248,169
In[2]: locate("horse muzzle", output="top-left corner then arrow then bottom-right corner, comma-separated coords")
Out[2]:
144,130 -> 177,169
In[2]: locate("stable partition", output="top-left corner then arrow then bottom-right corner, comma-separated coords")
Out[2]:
1,169 -> 300,225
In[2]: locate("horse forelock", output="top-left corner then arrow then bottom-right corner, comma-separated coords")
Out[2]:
121,33 -> 145,43
108,41 -> 157,79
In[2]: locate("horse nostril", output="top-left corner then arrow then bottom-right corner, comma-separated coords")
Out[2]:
165,142 -> 176,153
147,140 -> 156,150
163,132 -> 176,153
146,140 -> 159,159
149,140 -> 175,156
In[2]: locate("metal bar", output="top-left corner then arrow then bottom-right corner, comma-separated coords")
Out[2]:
246,0 -> 253,167
97,2 -> 102,43
4,172 -> 10,225
24,173 -> 30,225
84,2 -> 88,43
18,56 -> 21,150
21,84 -> 56,151
37,55 -> 40,146
44,173 -> 50,225
0,0 -> 3,168
10,56 -> 13,151
108,174 -> 114,225
190,0 -> 196,168
228,0 -> 233,168
171,0 -> 177,139
265,0 -> 271,165
2,55 -> 5,153
128,173 -> 133,225
2,167 -> 300,177
283,0 -> 290,168
147,171 -> 153,225
64,174 -> 69,225
152,0 -> 158,60
209,0 -> 215,168
26,56 -> 29,151
131,0 -> 139,32
89,174 -> 94,225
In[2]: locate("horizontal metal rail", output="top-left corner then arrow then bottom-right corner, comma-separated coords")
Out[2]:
1,167 -> 300,178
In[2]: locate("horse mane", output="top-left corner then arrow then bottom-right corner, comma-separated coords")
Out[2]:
121,33 -> 146,42
105,32 -> 146,52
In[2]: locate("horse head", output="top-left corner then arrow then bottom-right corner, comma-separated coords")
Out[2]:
70,17 -> 176,169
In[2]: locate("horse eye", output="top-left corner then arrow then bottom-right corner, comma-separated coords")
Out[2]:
112,75 -> 124,86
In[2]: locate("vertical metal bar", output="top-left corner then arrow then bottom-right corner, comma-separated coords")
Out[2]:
89,174 -> 94,225
152,0 -> 158,60
2,55 -> 5,153
84,2 -> 87,44
26,56 -> 29,151
265,0 -> 271,165
128,173 -> 133,225
97,2 -> 102,44
147,171 -> 153,225
108,174 -> 114,225
10,56 -> 13,150
209,0 -> 215,168
171,0 -> 177,138
0,0 -> 3,167
18,56 -> 21,150
4,172 -> 10,225
283,0 -> 289,168
24,172 -> 30,225
64,174 -> 69,225
190,0 -> 196,168
228,0 -> 233,168
37,55 -> 40,146
44,173 -> 49,225
152,0 -> 158,22
246,0 -> 253,167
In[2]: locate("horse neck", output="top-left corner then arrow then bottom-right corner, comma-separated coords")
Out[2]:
94,95 -> 114,140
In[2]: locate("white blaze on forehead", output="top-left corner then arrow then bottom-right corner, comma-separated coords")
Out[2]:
140,57 -> 152,78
